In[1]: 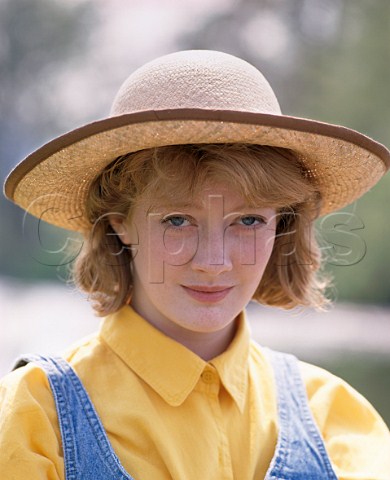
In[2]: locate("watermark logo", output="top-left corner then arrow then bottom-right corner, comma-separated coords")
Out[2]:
318,211 -> 366,266
22,195 -> 83,267
21,193 -> 368,281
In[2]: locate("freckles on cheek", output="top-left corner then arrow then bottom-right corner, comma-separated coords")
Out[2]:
162,230 -> 198,264
264,232 -> 276,256
263,236 -> 276,266
163,231 -> 191,256
238,235 -> 257,266
138,228 -> 199,284
237,230 -> 276,266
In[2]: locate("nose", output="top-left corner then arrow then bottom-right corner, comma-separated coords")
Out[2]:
191,224 -> 233,275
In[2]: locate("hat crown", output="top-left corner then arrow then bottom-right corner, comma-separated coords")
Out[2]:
110,50 -> 281,116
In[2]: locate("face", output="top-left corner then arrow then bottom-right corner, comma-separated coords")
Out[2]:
110,182 -> 276,346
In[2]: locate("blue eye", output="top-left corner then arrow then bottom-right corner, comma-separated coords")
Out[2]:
239,216 -> 265,226
162,215 -> 191,227
170,216 -> 186,227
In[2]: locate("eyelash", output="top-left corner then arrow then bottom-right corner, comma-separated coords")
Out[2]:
161,215 -> 194,230
161,214 -> 267,229
237,215 -> 267,227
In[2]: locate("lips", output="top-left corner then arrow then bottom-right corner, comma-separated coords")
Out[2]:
182,285 -> 234,303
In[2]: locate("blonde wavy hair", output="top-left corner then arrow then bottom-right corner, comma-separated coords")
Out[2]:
72,144 -> 332,316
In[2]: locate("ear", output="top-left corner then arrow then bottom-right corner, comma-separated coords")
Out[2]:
108,214 -> 134,245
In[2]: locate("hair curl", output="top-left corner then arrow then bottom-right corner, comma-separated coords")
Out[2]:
71,144 -> 332,315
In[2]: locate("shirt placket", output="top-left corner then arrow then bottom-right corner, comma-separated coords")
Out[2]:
201,365 -> 234,480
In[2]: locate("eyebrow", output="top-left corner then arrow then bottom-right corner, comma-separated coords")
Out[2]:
147,202 -> 194,215
155,202 -> 196,210
149,201 -> 274,213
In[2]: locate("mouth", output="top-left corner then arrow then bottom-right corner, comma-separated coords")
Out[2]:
181,285 -> 234,303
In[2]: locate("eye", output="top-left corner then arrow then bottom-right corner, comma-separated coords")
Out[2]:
161,215 -> 192,228
238,215 -> 266,227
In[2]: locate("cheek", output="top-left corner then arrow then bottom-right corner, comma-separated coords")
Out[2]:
230,229 -> 276,267
133,228 -> 198,284
163,229 -> 199,260
261,230 -> 276,259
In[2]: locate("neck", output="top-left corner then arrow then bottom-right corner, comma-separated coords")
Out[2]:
130,303 -> 238,361
167,321 -> 238,361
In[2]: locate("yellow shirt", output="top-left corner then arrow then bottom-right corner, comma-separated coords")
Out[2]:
0,306 -> 389,479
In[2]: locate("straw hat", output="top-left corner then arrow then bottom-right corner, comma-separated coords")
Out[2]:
4,50 -> 390,232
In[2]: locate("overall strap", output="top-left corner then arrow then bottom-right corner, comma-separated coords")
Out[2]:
263,349 -> 338,480
14,354 -> 136,480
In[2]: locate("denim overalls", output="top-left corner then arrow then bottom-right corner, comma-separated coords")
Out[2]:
14,349 -> 338,479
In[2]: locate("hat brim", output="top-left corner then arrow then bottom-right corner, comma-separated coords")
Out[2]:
4,109 -> 390,231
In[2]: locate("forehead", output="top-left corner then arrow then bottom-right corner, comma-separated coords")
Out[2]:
138,181 -> 276,214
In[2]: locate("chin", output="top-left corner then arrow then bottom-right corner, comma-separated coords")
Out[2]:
179,308 -> 240,333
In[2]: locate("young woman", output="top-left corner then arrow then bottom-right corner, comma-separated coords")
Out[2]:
1,50 -> 389,479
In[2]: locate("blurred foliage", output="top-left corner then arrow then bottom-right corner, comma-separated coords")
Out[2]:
0,0 -> 95,141
1,0 -> 389,305
0,0 -> 96,280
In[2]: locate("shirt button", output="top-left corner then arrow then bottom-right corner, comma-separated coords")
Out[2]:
201,371 -> 214,384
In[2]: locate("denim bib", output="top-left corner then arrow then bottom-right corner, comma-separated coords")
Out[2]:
15,350 -> 338,479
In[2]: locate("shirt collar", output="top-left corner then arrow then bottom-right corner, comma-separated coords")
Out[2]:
211,311 -> 250,412
99,306 -> 250,411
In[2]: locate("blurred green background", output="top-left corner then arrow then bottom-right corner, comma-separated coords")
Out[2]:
0,0 -> 389,424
